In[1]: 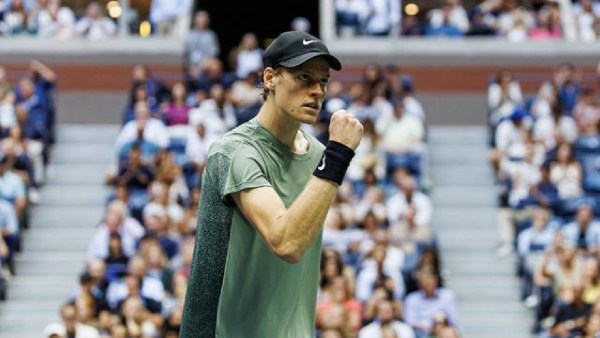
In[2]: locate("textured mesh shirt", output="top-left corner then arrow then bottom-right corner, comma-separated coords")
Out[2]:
180,118 -> 326,338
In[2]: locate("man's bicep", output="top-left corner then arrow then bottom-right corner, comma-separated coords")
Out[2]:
230,187 -> 286,246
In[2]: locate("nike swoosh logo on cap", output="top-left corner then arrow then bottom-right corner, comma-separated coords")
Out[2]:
303,39 -> 319,45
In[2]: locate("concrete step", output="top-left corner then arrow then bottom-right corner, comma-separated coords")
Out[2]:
50,163 -> 109,185
39,185 -> 109,206
56,125 -> 120,144
29,206 -> 103,228
430,164 -> 494,186
14,259 -> 84,276
432,186 -> 497,207
428,126 -> 488,145
432,207 -> 497,229
51,143 -> 115,164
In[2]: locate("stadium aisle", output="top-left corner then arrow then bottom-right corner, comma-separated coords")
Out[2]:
429,126 -> 533,338
0,125 -> 119,337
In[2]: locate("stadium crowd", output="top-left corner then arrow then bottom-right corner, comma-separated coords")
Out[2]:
0,0 -> 192,38
487,62 -> 600,336
0,59 -> 56,301
23,10 -> 465,338
335,0 -> 600,41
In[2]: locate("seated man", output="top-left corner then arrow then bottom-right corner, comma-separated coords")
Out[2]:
404,268 -> 458,337
358,299 -> 415,338
0,152 -> 27,226
86,201 -> 144,261
561,203 -> 600,253
376,99 -> 425,178
115,101 -> 170,152
0,197 -> 19,274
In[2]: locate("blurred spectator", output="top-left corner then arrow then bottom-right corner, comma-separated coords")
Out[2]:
86,201 -> 144,261
187,57 -> 235,98
149,0 -> 192,38
428,0 -> 470,34
15,59 -> 57,145
487,70 -> 523,127
549,282 -> 592,337
43,303 -> 100,338
291,16 -> 311,33
184,11 -> 220,79
533,100 -> 577,151
561,203 -> 600,251
115,101 -> 170,152
549,143 -> 583,200
399,76 -> 426,122
335,0 -> 369,37
358,299 -> 415,338
376,99 -> 425,178
229,32 -> 263,81
496,0 -> 535,42
404,268 -> 458,337
363,0 -> 401,36
574,0 -> 600,42
0,151 -> 27,223
74,2 -> 117,40
386,174 -> 432,227
356,230 -> 406,301
425,1 -> 467,37
36,0 -> 75,39
188,83 -> 236,138
125,64 -> 171,122
528,3 -> 562,40
2,0 -> 33,35
573,87 -> 600,133
160,81 -> 191,127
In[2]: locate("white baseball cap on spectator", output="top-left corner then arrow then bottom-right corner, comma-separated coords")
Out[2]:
143,203 -> 167,219
43,323 -> 65,337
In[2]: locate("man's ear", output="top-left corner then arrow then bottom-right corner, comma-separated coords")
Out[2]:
263,67 -> 276,91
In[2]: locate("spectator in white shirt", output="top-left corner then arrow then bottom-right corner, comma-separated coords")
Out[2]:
188,84 -> 237,138
428,0 -> 470,34
115,101 -> 170,152
386,174 -> 433,227
74,2 -> 116,40
86,201 -> 144,261
35,0 -> 75,38
363,0 -> 401,36
359,300 -> 415,338
149,0 -> 192,37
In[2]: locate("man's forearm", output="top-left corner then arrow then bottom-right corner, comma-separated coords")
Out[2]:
270,177 -> 338,263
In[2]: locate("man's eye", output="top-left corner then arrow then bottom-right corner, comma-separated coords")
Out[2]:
299,74 -> 310,81
320,79 -> 330,86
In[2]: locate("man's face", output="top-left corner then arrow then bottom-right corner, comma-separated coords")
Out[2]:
376,301 -> 394,324
269,57 -> 330,125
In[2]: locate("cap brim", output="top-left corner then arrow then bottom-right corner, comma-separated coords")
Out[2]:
279,52 -> 342,71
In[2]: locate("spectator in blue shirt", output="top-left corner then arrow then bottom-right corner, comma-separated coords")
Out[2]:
561,204 -> 600,252
404,268 -> 458,337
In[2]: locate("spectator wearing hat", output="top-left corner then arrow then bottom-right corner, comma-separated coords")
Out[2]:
43,303 -> 100,338
399,76 -> 425,122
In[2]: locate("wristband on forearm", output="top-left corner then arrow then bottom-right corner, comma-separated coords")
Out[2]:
313,140 -> 355,185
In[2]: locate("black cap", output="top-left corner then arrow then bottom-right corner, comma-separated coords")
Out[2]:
263,31 -> 341,71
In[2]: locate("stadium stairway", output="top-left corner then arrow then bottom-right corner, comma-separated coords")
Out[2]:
429,126 -> 534,338
0,125 -> 119,337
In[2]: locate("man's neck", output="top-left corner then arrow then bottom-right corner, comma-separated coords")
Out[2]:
256,102 -> 306,152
